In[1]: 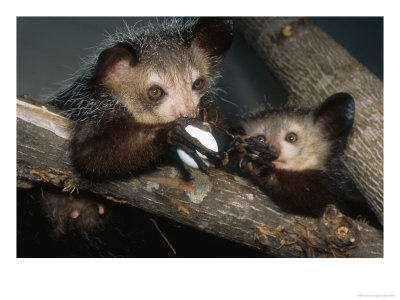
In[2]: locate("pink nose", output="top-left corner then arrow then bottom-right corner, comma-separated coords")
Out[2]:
174,101 -> 196,118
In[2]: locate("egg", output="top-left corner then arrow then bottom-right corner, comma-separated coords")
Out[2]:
176,125 -> 219,169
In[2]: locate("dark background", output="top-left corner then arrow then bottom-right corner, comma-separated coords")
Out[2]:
16,17 -> 383,257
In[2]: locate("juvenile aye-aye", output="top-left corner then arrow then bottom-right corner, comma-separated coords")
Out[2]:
44,18 -> 233,235
234,93 -> 380,228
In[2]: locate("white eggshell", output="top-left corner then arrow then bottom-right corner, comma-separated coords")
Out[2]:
177,148 -> 204,169
177,125 -> 218,169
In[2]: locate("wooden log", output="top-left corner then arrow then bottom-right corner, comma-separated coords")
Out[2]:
235,17 -> 383,225
16,96 -> 382,257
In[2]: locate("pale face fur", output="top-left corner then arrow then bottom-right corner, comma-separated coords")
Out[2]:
242,111 -> 333,172
103,45 -> 215,124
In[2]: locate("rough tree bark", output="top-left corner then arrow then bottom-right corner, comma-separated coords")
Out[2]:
235,17 -> 383,225
17,96 -> 382,257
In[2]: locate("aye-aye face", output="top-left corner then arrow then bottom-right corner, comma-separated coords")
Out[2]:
89,18 -> 233,125
242,111 -> 333,172
241,93 -> 355,172
98,45 -> 216,124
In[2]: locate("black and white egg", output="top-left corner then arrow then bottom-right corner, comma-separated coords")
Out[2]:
176,125 -> 218,169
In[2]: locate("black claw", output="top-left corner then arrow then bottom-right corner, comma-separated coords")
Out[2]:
229,134 -> 279,173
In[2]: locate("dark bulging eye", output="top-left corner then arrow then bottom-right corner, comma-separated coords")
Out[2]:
285,132 -> 297,143
192,78 -> 205,91
256,135 -> 266,142
148,85 -> 165,101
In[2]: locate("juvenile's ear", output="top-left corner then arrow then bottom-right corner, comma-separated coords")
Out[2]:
192,17 -> 233,58
90,42 -> 139,87
314,93 -> 355,140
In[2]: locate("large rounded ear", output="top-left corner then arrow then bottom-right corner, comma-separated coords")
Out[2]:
314,93 -> 355,140
90,42 -> 139,87
191,17 -> 233,58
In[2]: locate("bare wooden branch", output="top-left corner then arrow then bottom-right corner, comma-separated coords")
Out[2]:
235,17 -> 383,225
17,96 -> 383,257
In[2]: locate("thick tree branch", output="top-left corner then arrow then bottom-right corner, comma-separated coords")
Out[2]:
17,96 -> 382,257
235,17 -> 383,225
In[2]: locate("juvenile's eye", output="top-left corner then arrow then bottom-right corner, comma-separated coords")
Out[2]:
256,135 -> 266,142
148,86 -> 165,101
285,132 -> 297,143
192,78 -> 205,91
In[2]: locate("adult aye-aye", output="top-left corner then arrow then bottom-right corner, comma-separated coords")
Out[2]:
44,18 -> 233,236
